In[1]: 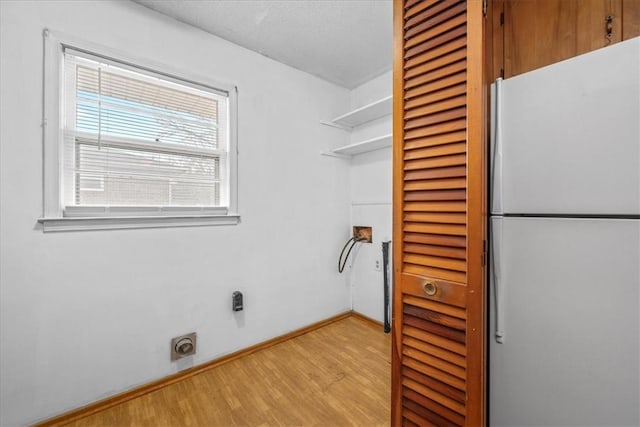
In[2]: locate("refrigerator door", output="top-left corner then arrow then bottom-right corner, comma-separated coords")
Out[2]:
495,37 -> 640,215
489,217 -> 639,426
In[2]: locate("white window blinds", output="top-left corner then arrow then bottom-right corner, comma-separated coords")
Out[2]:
62,49 -> 229,210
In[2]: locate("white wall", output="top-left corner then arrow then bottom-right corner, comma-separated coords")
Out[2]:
0,1 -> 352,425
346,71 -> 392,323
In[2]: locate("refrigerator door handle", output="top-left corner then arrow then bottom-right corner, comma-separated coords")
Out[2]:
490,78 -> 504,215
491,217 -> 505,343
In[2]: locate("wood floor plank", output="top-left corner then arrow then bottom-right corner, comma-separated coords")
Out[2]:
66,317 -> 391,426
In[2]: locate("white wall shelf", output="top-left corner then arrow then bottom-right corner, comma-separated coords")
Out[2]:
321,94 -> 392,158
322,95 -> 392,129
333,134 -> 392,155
322,134 -> 392,158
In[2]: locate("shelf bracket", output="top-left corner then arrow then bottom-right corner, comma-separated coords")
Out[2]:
320,151 -> 351,159
320,121 -> 352,131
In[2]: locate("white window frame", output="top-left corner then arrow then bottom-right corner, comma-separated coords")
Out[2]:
39,29 -> 239,232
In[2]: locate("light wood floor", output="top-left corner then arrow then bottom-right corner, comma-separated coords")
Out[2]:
68,316 -> 391,426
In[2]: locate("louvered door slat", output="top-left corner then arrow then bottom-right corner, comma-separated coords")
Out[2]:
404,25 -> 466,59
403,222 -> 466,237
402,256 -> 467,280
403,264 -> 466,283
404,95 -> 467,120
404,167 -> 466,181
404,131 -> 466,149
404,303 -> 467,329
404,106 -> 467,130
403,177 -> 466,190
404,376 -> 466,414
405,83 -> 466,109
404,0 -> 462,31
404,325 -> 466,356
404,348 -> 466,381
404,0 -> 440,21
403,352 -> 466,382
404,153 -> 466,170
405,1 -> 467,39
405,12 -> 467,49
405,243 -> 467,260
403,357 -> 466,391
402,410 -> 434,427
404,366 -> 466,403
403,295 -> 466,319
404,388 -> 465,426
405,74 -> 466,101
403,232 -> 466,248
403,335 -> 466,367
405,37 -> 466,69
404,118 -> 466,139
404,252 -> 466,272
404,200 -> 466,212
404,190 -> 466,202
404,60 -> 467,90
393,0 -> 486,425
404,212 -> 465,224
405,48 -> 467,82
405,0 -> 428,9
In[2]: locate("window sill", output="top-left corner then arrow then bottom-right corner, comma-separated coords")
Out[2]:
37,214 -> 240,232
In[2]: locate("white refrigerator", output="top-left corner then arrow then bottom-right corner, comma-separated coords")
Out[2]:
490,37 -> 640,426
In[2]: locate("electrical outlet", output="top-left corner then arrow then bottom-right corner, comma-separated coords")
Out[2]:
232,291 -> 243,311
374,259 -> 381,271
353,226 -> 373,243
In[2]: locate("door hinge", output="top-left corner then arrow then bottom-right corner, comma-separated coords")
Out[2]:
500,12 -> 504,26
483,0 -> 488,16
605,14 -> 614,43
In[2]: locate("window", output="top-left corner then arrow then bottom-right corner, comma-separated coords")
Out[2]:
40,30 -> 238,231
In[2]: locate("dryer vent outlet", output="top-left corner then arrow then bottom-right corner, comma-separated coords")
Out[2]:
171,332 -> 196,361
353,226 -> 373,243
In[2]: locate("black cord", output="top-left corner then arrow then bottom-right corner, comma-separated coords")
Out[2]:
382,240 -> 391,333
338,237 -> 356,273
338,237 -> 366,273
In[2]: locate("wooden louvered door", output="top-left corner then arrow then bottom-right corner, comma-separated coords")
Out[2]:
392,1 -> 487,426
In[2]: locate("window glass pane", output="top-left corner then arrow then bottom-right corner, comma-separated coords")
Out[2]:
75,65 -> 219,151
63,51 -> 228,209
75,142 -> 220,206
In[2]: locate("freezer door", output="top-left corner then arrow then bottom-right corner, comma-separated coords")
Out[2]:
489,217 -> 639,426
495,37 -> 640,215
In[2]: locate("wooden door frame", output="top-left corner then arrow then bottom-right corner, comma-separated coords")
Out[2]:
390,0 -> 404,423
465,0 -> 488,423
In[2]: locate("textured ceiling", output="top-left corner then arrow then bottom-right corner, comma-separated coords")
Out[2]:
132,0 -> 392,89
